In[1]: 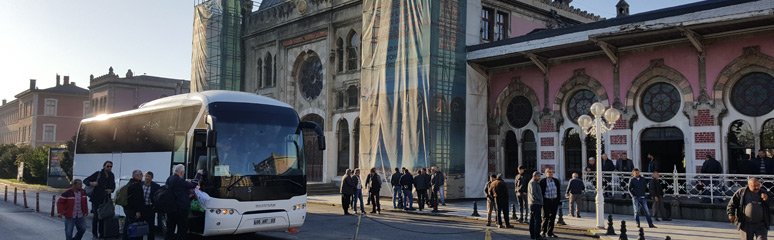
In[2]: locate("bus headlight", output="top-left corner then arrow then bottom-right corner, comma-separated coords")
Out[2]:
209,208 -> 237,215
292,203 -> 306,211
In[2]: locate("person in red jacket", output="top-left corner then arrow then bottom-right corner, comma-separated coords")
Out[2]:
57,179 -> 89,240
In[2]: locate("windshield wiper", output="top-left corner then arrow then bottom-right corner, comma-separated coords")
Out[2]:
226,175 -> 247,191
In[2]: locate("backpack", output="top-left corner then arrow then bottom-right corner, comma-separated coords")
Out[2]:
115,183 -> 130,207
152,185 -> 174,213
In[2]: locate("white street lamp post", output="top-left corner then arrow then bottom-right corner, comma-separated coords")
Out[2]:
577,102 -> 621,229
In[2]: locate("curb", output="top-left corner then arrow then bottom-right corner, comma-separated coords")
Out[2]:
0,179 -> 67,193
307,199 -> 593,235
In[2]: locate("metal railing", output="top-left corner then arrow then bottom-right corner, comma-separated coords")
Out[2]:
582,171 -> 774,204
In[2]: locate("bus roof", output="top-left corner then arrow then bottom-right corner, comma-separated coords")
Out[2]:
82,90 -> 293,123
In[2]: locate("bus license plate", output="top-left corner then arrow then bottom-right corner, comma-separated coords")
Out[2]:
254,218 -> 276,225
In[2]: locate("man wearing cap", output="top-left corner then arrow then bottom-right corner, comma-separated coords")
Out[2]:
539,168 -> 561,238
528,171 -> 544,240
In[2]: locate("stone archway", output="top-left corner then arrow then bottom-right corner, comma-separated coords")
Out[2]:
302,114 -> 325,182
713,46 -> 774,108
625,59 -> 694,112
553,69 -> 610,120
493,77 -> 541,127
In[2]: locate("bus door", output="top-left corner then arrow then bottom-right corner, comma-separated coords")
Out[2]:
188,129 -> 208,179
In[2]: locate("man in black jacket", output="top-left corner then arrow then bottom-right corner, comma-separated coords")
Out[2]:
400,168 -> 415,210
629,168 -> 655,228
165,164 -> 193,240
414,169 -> 429,211
131,171 -> 160,240
84,161 -> 116,238
539,168 -> 561,238
365,168 -> 381,214
340,169 -> 356,215
727,177 -> 772,239
390,168 -> 402,209
515,165 -> 530,223
124,170 -> 143,240
430,166 -> 444,213
565,172 -> 585,218
490,174 -> 513,229
649,171 -> 669,221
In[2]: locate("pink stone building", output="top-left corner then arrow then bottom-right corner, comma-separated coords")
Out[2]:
87,67 -> 190,116
467,0 -> 774,179
0,76 -> 89,147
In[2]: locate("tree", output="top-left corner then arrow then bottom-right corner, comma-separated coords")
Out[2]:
0,144 -> 21,179
16,146 -> 49,184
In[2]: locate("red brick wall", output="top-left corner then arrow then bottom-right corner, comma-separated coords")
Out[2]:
614,118 -> 628,129
541,137 -> 554,146
610,135 -> 627,145
694,132 -> 715,143
694,109 -> 715,126
539,119 -> 555,132
541,151 -> 554,160
695,149 -> 716,160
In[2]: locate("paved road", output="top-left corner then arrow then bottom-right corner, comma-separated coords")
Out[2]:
0,193 -> 594,240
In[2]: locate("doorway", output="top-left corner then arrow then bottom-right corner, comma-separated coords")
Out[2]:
302,114 -> 324,182
504,131 -> 518,178
564,129 -> 582,180
640,127 -> 685,173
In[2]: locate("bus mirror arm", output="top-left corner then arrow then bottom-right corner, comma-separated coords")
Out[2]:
299,121 -> 326,151
206,130 -> 217,148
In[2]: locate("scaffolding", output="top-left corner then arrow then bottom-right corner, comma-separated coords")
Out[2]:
191,0 -> 243,92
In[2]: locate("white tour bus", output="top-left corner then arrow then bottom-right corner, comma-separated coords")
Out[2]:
72,90 -> 324,236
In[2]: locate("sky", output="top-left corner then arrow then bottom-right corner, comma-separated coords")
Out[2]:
0,0 -> 700,101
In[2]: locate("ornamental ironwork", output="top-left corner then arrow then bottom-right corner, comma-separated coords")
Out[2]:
731,72 -> 774,117
567,89 -> 598,124
298,54 -> 324,101
506,96 -> 532,128
641,83 -> 680,122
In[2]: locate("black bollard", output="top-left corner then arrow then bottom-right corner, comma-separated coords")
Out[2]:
471,201 -> 481,217
557,202 -> 566,225
50,195 -> 56,217
35,192 -> 39,212
23,189 -> 28,208
511,203 -> 517,220
3,185 -> 6,202
13,187 -> 17,205
665,236 -> 672,240
619,220 -> 628,240
606,214 -> 616,235
638,227 -> 645,240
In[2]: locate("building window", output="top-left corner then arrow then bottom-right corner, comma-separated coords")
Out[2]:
83,101 -> 90,117
507,96 -> 532,128
481,7 -> 494,41
347,31 -> 360,71
256,58 -> 263,89
297,52 -> 324,101
44,99 -> 57,116
264,53 -> 273,87
494,11 -> 508,41
43,124 -> 56,142
336,38 -> 344,73
347,86 -> 358,107
731,72 -> 774,117
567,89 -> 598,124
336,92 -> 345,109
641,82 -> 681,122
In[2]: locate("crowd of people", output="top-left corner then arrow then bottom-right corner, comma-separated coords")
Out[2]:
339,166 -> 446,215
58,161 -> 199,240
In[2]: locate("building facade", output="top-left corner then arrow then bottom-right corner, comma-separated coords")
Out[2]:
468,0 -> 774,180
87,67 -> 190,116
240,0 -> 596,197
0,76 -> 89,147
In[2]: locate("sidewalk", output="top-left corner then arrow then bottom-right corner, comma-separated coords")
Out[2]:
0,179 -> 67,193
308,194 -> 760,240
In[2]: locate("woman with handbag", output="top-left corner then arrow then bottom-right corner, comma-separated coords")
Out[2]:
84,161 -> 116,238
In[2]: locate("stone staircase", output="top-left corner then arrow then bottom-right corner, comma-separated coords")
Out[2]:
307,183 -> 340,196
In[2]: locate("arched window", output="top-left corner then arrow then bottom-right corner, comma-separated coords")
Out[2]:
353,118 -> 360,170
564,128 -> 582,180
347,86 -> 358,107
641,82 -> 681,122
337,120 -> 350,175
347,31 -> 360,71
762,119 -> 774,152
336,92 -> 345,109
522,130 -> 537,174
297,52 -> 324,101
504,131 -> 518,178
567,89 -> 598,124
507,96 -> 532,128
264,53 -> 273,87
336,38 -> 344,73
728,120 -> 754,174
256,59 -> 263,89
731,72 -> 774,117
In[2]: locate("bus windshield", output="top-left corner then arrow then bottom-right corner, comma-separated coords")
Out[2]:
206,102 -> 306,201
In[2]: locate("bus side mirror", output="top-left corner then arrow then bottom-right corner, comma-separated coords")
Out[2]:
299,121 -> 326,151
206,130 -> 217,148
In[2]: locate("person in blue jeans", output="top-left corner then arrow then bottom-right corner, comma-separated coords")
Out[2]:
528,171 -> 544,240
390,168 -> 403,209
400,168 -> 415,210
57,179 -> 89,240
628,168 -> 656,228
351,168 -> 366,214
